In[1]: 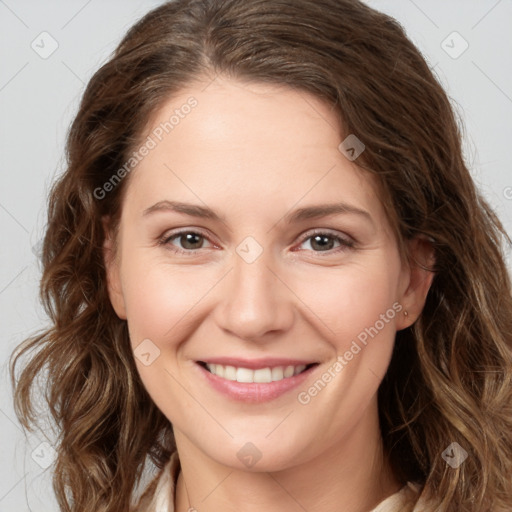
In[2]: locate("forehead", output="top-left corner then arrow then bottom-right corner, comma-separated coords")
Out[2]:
123,76 -> 385,225
146,76 -> 342,152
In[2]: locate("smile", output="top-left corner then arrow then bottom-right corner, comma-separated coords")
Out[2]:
203,363 -> 311,383
196,359 -> 319,402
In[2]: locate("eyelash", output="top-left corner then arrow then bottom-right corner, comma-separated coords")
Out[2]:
158,228 -> 356,256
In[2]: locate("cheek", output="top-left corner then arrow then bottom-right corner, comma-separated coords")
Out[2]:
292,261 -> 401,349
119,258 -> 216,413
120,249 -> 226,359
290,263 -> 402,428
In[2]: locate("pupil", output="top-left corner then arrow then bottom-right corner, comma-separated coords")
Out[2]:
179,234 -> 335,251
312,235 -> 333,251
182,233 -> 202,249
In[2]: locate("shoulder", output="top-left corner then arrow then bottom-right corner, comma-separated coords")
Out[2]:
370,482 -> 436,512
132,451 -> 180,512
134,458 -> 443,512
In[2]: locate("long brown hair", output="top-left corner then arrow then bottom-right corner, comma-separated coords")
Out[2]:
10,1 -> 512,510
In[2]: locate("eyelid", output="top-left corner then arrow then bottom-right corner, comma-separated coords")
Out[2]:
293,228 -> 355,252
159,227 -> 356,255
158,227 -> 217,253
298,227 -> 354,243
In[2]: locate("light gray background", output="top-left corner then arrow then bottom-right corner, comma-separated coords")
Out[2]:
1,1 -> 511,510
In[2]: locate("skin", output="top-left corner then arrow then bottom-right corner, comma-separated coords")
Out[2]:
104,75 -> 434,512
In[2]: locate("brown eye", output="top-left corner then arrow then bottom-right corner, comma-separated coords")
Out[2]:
309,234 -> 336,251
160,230 -> 213,254
175,232 -> 204,250
298,231 -> 355,254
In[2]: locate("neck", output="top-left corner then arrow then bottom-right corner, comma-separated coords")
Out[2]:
174,403 -> 401,512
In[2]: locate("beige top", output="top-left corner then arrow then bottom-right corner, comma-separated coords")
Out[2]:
134,451 -> 431,512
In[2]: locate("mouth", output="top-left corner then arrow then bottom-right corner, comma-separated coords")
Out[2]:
197,361 -> 317,383
195,359 -> 319,402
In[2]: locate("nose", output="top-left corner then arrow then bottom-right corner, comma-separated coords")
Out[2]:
213,248 -> 295,342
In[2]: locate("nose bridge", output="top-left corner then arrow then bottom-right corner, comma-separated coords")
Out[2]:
214,246 -> 294,340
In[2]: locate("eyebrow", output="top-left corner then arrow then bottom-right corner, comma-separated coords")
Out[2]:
283,203 -> 373,225
142,200 -> 373,225
143,200 -> 224,221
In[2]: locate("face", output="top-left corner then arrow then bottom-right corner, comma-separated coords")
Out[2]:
104,75 -> 433,472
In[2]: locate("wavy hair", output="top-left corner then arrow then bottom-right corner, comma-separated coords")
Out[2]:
10,0 -> 512,510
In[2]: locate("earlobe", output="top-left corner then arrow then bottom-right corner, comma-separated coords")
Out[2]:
102,217 -> 127,320
396,237 -> 436,330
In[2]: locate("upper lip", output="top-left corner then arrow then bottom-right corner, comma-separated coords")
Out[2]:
198,357 -> 318,370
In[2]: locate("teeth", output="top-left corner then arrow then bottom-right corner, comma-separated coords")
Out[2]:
213,364 -> 224,378
205,363 -> 308,383
271,367 -> 284,381
284,365 -> 294,378
224,365 -> 236,381
294,364 -> 306,375
253,368 -> 272,383
236,367 -> 254,383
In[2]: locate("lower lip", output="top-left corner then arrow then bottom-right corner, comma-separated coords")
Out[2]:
196,363 -> 317,403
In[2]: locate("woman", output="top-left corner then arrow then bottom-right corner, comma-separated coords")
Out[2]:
10,0 -> 512,511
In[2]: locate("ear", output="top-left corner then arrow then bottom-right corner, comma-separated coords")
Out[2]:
395,236 -> 436,330
102,216 -> 127,320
